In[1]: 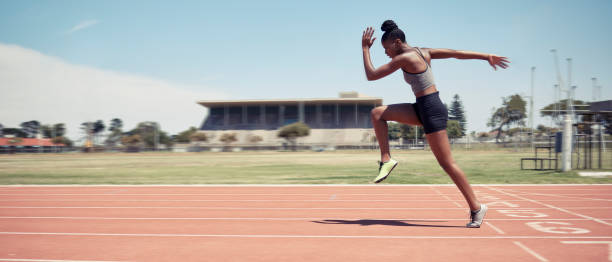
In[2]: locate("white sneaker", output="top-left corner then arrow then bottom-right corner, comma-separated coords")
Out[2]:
466,204 -> 487,228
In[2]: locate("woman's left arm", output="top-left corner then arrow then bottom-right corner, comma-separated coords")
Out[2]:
427,48 -> 510,70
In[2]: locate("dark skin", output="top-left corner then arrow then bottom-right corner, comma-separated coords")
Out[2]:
361,26 -> 510,212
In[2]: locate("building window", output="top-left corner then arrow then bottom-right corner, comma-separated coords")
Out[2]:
228,106 -> 242,125
265,106 -> 279,127
283,105 -> 298,126
304,105 -> 317,127
247,106 -> 260,125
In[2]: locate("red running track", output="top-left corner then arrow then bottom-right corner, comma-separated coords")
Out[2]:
0,184 -> 610,262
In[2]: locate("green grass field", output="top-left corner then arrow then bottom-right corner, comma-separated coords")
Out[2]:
1,149 -> 611,184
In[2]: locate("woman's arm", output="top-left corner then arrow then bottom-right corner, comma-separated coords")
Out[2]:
428,48 -> 510,70
362,27 -> 402,81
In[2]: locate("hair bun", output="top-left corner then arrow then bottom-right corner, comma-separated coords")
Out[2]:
381,20 -> 398,32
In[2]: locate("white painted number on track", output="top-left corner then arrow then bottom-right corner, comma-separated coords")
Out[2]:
486,201 -> 520,208
498,209 -> 548,218
526,222 -> 590,234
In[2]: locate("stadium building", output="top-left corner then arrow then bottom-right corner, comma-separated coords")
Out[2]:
197,92 -> 382,149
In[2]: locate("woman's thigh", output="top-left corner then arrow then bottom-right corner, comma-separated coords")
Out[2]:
426,130 -> 454,166
378,103 -> 422,126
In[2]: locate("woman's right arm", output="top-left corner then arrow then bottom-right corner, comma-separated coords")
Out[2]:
428,48 -> 510,70
362,27 -> 403,80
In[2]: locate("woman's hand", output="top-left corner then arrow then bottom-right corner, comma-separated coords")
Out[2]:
362,27 -> 376,49
488,54 -> 510,70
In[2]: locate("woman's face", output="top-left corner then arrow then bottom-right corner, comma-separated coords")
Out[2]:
382,39 -> 401,59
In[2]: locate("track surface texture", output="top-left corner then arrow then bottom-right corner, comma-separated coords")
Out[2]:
0,184 -> 610,262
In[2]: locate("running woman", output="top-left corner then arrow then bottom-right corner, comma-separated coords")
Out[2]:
362,20 -> 509,228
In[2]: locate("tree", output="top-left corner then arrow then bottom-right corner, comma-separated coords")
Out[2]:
2,128 -> 27,138
109,118 -> 123,132
130,122 -> 172,150
105,118 -> 123,148
52,136 -> 73,147
449,94 -> 467,135
92,120 -> 105,145
41,125 -> 52,138
189,132 -> 209,143
540,99 -> 586,118
20,120 -> 40,138
487,94 -> 527,143
446,120 -> 463,141
81,122 -> 94,148
41,123 -> 66,139
387,122 -> 402,141
176,127 -> 198,143
248,134 -> 263,144
121,134 -> 142,152
219,133 -> 238,151
54,124 -> 66,137
277,122 -> 310,151
400,124 -> 424,140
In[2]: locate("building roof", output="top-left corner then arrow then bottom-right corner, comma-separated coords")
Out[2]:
0,138 -> 65,147
197,92 -> 383,107
590,100 -> 612,113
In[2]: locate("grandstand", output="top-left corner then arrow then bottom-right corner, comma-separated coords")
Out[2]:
197,92 -> 383,148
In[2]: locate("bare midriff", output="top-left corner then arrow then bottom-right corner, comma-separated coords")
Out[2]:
414,85 -> 438,98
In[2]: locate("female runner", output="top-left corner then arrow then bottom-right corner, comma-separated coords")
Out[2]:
362,20 -> 509,228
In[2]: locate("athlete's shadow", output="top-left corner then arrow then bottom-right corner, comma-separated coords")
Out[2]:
312,219 -> 465,228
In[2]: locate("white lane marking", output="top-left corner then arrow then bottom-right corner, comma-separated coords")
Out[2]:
561,241 -> 612,261
486,222 -> 506,234
1,184 -> 610,187
1,199 -> 607,202
0,193 -> 466,196
526,222 -> 590,234
0,259 -> 124,262
2,217 -> 606,221
1,193 -> 611,196
503,189 -> 612,202
513,241 -> 549,262
1,206 -> 611,210
430,187 -> 462,208
0,232 -> 611,239
485,186 -> 612,226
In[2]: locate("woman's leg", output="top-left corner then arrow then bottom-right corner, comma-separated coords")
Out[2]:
426,130 -> 481,211
370,103 -> 421,162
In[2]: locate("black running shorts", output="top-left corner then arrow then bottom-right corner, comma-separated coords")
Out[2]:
412,92 -> 448,134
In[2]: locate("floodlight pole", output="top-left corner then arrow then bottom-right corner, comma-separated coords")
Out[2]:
530,66 -> 535,150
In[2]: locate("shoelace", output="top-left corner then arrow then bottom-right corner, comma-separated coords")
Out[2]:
377,161 -> 384,172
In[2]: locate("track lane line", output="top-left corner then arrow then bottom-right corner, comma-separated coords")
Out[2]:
513,241 -> 549,262
486,222 -> 506,234
430,186 -> 462,208
0,232 -> 611,239
0,259 -> 125,262
1,206 -> 611,210
2,216 -> 607,221
484,186 -> 612,226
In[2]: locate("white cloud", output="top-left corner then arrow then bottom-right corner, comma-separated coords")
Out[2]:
0,43 -> 228,142
66,20 -> 100,34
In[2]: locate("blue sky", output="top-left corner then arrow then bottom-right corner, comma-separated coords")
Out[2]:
1,0 -> 610,139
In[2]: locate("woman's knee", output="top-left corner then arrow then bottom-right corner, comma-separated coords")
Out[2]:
438,159 -> 456,171
371,106 -> 386,120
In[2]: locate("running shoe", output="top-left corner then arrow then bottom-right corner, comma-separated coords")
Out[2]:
466,204 -> 488,228
373,159 -> 398,183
